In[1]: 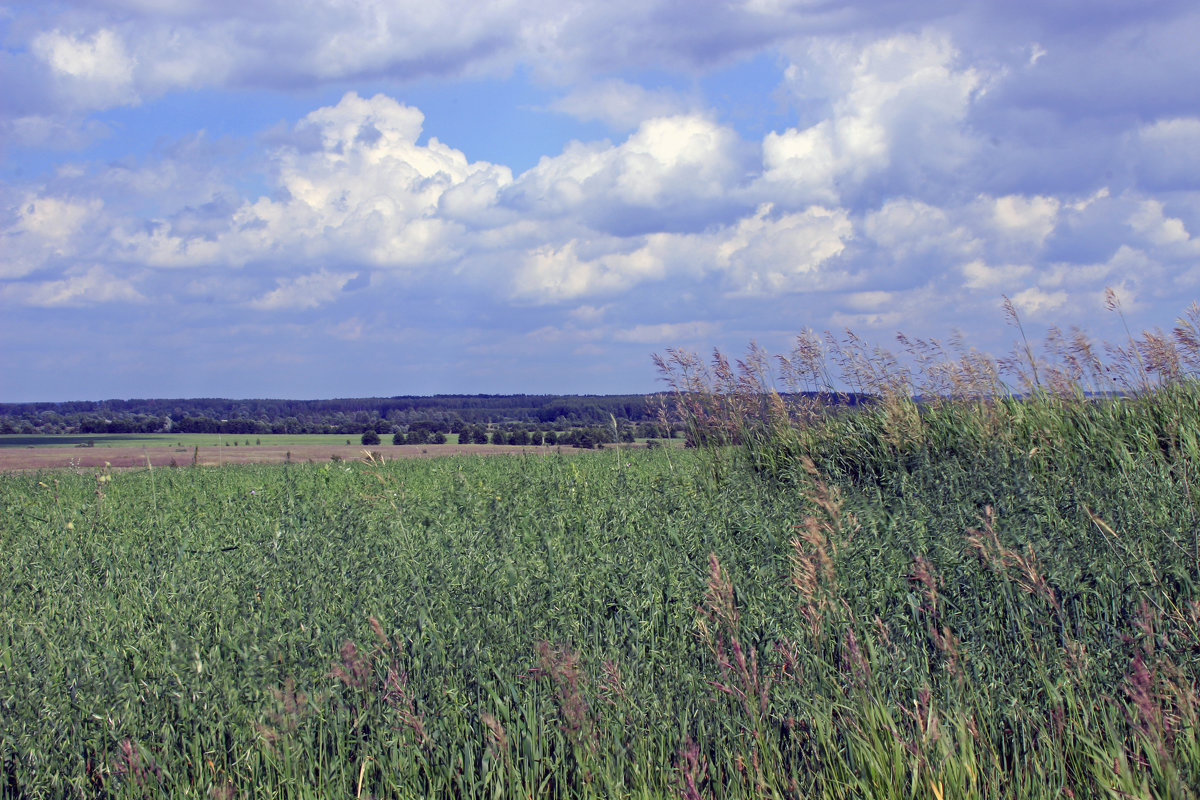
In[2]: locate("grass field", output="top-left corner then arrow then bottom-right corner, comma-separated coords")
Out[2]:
3,304 -> 1198,799
3,396 -> 1199,798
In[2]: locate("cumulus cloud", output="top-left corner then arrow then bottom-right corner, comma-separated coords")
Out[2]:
762,31 -> 985,206
961,260 -> 1033,291
112,222 -> 226,269
93,92 -> 517,273
6,1 -> 1200,400
862,198 -> 979,266
1127,199 -> 1195,250
5,0 -> 978,122
716,203 -> 854,295
248,269 -> 357,310
512,238 -> 668,303
32,28 -> 139,110
991,195 -> 1059,246
509,201 -> 855,303
2,194 -> 105,279
13,1 -> 528,108
0,265 -> 144,307
1009,286 -> 1069,318
509,114 -> 751,234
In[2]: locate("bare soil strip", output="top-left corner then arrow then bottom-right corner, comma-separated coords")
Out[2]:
0,443 -> 577,472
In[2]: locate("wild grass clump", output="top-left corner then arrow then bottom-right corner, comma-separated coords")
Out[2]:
655,293 -> 1200,493
649,292 -> 1200,798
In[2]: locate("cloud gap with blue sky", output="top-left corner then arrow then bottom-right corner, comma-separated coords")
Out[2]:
2,0 -> 1199,400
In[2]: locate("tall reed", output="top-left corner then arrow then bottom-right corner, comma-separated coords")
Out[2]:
654,295 -> 1200,491
651,294 -> 1200,798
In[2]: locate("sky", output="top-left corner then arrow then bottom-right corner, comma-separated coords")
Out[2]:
2,0 -> 1199,402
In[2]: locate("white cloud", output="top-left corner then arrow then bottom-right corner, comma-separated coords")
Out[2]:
550,80 -> 695,129
760,123 -> 841,205
612,321 -> 721,344
509,200 -> 855,304
512,238 -> 668,302
1135,117 -> 1200,189
512,114 -> 746,226
0,265 -> 144,307
2,194 -> 105,279
961,259 -> 1033,290
863,198 -> 979,264
165,92 -> 516,271
1128,199 -> 1194,249
7,0 -> 987,124
32,28 -> 139,109
1010,286 -> 1068,318
1132,115 -> 1200,159
10,194 -> 100,242
844,290 -> 893,310
991,194 -> 1059,246
568,304 -> 609,323
248,269 -> 357,310
5,8 -> 1200,395
7,2 -> 1200,403
762,31 -> 985,205
717,203 -> 854,295
112,222 -> 225,268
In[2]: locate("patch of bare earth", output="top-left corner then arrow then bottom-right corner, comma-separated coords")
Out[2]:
0,443 -> 583,472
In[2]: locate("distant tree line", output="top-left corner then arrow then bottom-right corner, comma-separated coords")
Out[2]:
1,393 -> 870,449
0,394 -> 673,437
434,420 -> 665,448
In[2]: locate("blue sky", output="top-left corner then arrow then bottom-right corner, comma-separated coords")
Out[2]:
2,0 -> 1199,401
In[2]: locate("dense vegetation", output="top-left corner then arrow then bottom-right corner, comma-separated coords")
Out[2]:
2,298 -> 1198,798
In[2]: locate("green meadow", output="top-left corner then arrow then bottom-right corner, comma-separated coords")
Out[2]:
3,304 -> 1199,798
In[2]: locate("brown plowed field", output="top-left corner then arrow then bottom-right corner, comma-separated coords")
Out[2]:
0,443 -> 578,472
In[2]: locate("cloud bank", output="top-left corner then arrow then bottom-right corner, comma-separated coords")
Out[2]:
2,1 -> 1199,399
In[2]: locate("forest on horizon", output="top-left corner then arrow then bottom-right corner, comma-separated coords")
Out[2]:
0,392 -> 869,437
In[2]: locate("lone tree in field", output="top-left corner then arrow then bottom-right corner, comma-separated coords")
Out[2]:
361,430 -> 381,446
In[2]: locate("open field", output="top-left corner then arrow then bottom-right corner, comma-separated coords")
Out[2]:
4,305 -> 1199,798
0,433 -> 370,449
4,385 -> 1199,798
0,435 -> 676,472
0,439 -> 565,471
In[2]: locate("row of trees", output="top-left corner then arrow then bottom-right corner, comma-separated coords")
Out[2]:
1,403 -> 682,441
454,421 -> 670,445
0,394 -> 666,435
364,423 -> 680,448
